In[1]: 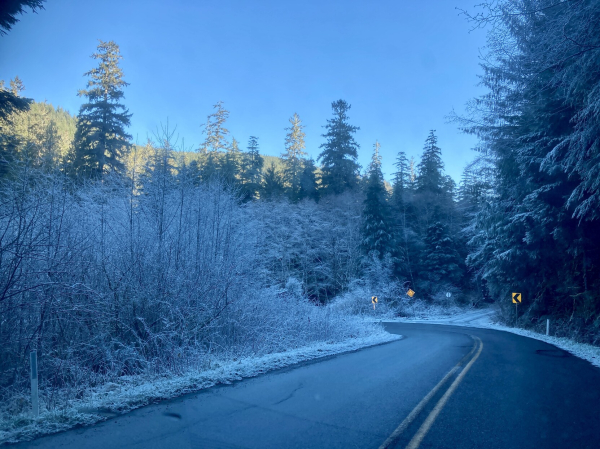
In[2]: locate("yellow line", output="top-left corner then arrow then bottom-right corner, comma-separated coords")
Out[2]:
405,337 -> 483,449
378,338 -> 479,449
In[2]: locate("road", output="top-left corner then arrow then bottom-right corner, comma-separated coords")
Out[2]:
14,323 -> 600,449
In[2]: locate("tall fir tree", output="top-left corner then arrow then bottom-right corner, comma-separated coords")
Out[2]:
414,130 -> 456,230
391,150 -> 417,282
318,99 -> 360,195
199,101 -> 230,181
200,101 -> 229,153
262,162 -> 284,200
416,130 -> 444,194
282,113 -> 307,201
298,158 -> 319,202
391,151 -> 410,209
457,159 -> 495,218
361,141 -> 393,258
241,135 -> 263,200
73,40 -> 132,178
421,222 -> 463,289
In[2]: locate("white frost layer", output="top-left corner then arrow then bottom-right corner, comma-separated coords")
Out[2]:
0,331 -> 401,445
387,309 -> 600,369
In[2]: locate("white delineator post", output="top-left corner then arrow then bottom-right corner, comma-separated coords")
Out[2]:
546,318 -> 550,336
30,350 -> 39,417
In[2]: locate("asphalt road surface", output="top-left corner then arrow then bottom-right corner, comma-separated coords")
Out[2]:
13,323 -> 600,449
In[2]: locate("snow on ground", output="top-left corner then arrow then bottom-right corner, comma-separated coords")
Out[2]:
386,308 -> 497,326
0,329 -> 401,445
386,308 -> 600,369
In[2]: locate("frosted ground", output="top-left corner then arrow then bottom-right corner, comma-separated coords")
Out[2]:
0,318 -> 399,445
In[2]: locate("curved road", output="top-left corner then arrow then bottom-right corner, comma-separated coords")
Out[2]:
14,323 -> 600,449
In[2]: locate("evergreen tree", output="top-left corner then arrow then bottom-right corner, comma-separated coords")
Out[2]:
298,158 -> 319,202
408,156 -> 417,190
0,0 -> 45,35
421,222 -> 463,288
199,101 -> 230,181
391,150 -> 417,281
200,101 -> 229,153
458,0 -> 600,321
143,121 -> 177,190
221,136 -> 241,187
391,151 -> 410,209
282,113 -> 307,201
413,130 -> 456,230
361,141 -> 393,258
416,130 -> 444,194
9,77 -> 24,96
318,99 -> 360,195
139,124 -> 178,271
74,40 -> 132,178
143,139 -> 175,189
0,1 -> 42,151
262,162 -> 284,200
11,95 -> 64,170
457,160 -> 494,218
201,152 -> 219,181
186,159 -> 202,186
0,78 -> 31,123
241,135 -> 263,200
0,78 -> 30,177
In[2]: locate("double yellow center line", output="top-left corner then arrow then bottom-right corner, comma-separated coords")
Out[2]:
379,336 -> 484,449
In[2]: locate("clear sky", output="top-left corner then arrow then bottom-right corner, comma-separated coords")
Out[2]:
0,0 -> 487,182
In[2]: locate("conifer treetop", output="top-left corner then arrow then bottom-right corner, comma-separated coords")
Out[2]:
75,40 -> 132,177
283,113 -> 308,200
283,113 -> 306,159
200,101 -> 230,153
78,40 -> 129,105
318,99 -> 361,195
417,130 -> 444,193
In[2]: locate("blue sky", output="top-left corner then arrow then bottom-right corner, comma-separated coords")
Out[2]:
0,0 -> 487,182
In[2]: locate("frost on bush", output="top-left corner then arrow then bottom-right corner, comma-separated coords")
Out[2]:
329,254 -> 407,318
0,173 -> 393,442
284,277 -> 304,298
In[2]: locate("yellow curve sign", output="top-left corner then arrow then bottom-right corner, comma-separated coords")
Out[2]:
407,289 -> 415,298
512,292 -> 522,303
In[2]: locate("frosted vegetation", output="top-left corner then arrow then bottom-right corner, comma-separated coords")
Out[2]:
0,163 -> 400,440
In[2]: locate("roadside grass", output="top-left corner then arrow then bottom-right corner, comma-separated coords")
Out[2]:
0,322 -> 400,445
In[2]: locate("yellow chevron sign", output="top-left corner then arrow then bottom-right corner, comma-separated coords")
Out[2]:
512,292 -> 522,303
372,296 -> 378,304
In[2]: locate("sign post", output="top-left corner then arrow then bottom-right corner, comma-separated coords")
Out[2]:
371,296 -> 378,310
512,293 -> 522,327
30,350 -> 39,418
